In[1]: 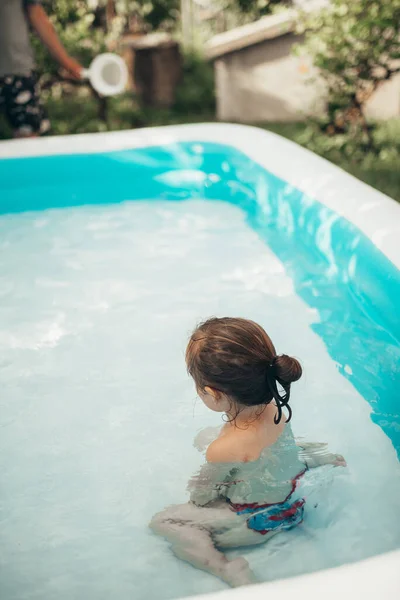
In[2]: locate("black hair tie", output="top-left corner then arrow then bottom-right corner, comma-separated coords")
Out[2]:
266,357 -> 292,424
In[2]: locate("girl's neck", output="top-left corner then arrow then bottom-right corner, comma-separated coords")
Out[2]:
225,402 -> 277,429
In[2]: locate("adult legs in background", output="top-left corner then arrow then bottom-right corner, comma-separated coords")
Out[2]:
0,73 -> 50,138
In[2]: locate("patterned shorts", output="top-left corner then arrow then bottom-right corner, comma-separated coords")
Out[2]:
235,497 -> 305,535
229,468 -> 307,535
0,72 -> 50,136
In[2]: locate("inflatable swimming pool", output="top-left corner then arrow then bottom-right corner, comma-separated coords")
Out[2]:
0,125 -> 399,600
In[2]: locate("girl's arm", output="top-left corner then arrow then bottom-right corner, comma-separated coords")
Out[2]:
187,463 -> 223,506
297,441 -> 346,468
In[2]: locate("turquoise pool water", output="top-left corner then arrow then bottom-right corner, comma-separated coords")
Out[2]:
0,142 -> 399,600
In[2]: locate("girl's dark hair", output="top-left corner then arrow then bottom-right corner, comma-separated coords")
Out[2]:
186,317 -> 302,424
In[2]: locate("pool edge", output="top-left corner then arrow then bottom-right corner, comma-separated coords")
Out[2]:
180,549 -> 400,600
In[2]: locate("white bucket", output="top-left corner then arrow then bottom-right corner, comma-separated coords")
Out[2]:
82,53 -> 128,97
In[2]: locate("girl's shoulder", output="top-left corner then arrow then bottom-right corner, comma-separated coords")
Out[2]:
206,436 -> 246,464
206,419 -> 288,464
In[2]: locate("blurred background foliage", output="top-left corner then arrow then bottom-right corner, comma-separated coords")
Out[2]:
298,0 -> 400,151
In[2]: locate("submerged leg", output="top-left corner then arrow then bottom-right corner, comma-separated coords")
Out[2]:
150,506 -> 257,587
213,524 -> 277,549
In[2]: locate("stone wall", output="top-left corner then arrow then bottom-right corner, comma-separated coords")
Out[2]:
210,24 -> 400,122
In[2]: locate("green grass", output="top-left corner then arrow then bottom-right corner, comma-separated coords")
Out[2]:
259,121 -> 400,203
1,93 -> 399,203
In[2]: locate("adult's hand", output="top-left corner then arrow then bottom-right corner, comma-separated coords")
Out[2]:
62,57 -> 83,81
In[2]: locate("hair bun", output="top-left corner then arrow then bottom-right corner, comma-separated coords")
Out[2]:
274,354 -> 302,385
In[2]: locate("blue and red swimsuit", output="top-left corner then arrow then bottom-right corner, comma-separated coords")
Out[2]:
228,469 -> 306,535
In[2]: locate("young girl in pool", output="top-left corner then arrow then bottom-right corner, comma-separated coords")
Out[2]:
150,317 -> 344,587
